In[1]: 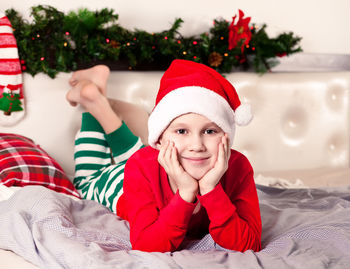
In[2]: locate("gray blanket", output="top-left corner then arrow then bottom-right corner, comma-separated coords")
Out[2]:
1,185 -> 350,269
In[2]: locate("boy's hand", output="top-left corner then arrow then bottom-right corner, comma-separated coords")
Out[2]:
158,141 -> 198,203
199,134 -> 231,195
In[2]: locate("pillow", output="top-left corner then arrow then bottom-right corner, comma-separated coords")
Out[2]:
0,133 -> 80,198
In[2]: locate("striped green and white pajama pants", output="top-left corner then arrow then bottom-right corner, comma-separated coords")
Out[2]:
73,112 -> 144,213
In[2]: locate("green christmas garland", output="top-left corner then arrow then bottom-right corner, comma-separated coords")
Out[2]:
6,5 -> 302,78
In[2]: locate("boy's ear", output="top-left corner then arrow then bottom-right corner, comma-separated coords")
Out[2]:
155,140 -> 162,150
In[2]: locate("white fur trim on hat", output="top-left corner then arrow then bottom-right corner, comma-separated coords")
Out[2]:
148,86 -> 236,148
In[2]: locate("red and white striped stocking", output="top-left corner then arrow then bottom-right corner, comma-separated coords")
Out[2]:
0,13 -> 25,126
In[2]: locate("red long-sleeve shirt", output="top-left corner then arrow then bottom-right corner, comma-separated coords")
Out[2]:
117,146 -> 261,252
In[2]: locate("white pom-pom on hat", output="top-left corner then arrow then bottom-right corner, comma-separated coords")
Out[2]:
234,103 -> 253,126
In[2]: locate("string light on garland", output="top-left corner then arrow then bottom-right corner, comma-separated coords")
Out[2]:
5,5 -> 302,78
20,59 -> 26,70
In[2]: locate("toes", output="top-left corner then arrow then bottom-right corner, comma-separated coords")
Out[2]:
69,78 -> 78,87
68,101 -> 78,107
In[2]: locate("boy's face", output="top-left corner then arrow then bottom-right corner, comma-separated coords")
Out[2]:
157,113 -> 226,180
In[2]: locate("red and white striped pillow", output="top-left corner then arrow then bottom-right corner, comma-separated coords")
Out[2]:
0,133 -> 80,198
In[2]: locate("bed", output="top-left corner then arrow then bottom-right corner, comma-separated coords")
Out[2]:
1,56 -> 350,268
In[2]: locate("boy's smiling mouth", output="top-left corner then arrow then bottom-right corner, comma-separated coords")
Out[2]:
182,156 -> 210,163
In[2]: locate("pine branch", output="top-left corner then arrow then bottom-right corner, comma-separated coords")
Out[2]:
5,5 -> 302,77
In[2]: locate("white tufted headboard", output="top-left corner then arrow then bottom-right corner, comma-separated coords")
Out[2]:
1,70 -> 350,176
107,71 -> 350,172
233,72 -> 349,172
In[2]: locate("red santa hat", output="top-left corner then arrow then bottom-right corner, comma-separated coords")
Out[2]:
148,59 -> 252,148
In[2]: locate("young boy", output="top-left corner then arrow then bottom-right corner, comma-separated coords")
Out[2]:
117,60 -> 261,252
67,60 -> 261,253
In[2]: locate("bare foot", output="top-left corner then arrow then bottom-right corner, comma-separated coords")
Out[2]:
66,80 -> 105,110
67,79 -> 123,134
69,65 -> 110,96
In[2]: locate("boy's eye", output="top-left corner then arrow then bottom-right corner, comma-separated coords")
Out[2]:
204,129 -> 217,134
176,129 -> 187,134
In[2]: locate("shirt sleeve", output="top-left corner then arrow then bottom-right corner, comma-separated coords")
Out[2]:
122,154 -> 197,252
197,161 -> 261,252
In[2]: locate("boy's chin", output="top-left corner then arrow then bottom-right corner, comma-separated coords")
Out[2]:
186,170 -> 207,181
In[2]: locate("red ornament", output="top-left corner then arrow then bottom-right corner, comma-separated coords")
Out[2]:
276,52 -> 287,57
228,10 -> 252,53
235,55 -> 247,64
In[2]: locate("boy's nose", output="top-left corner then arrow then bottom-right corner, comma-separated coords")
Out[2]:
188,135 -> 205,151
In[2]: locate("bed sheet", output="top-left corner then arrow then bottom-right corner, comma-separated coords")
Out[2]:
0,180 -> 350,269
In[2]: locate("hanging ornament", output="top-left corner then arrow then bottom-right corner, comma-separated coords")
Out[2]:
208,52 -> 223,67
110,40 -> 120,49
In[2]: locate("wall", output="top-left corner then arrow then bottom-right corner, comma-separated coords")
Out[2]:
1,0 -> 349,55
